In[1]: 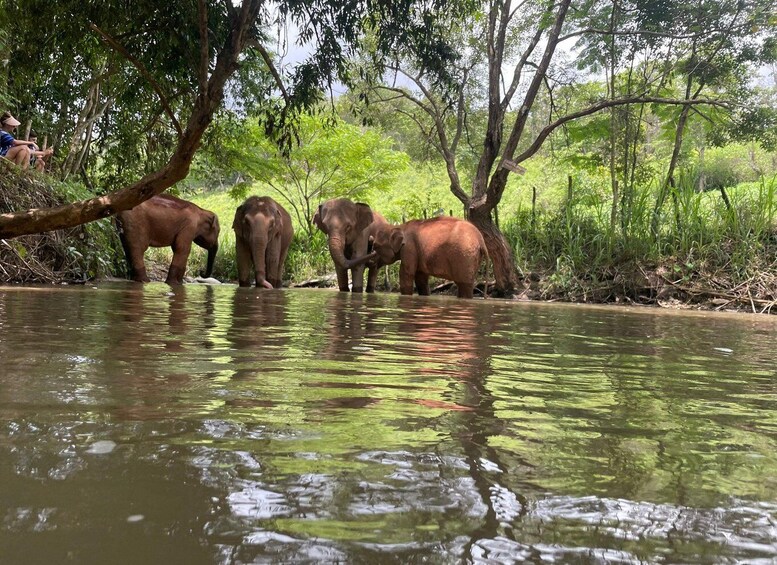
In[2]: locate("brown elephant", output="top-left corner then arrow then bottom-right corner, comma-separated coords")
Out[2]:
233,196 -> 294,289
116,194 -> 220,285
312,198 -> 389,293
355,216 -> 488,298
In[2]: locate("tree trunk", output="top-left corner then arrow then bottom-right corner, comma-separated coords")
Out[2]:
468,203 -> 518,297
62,79 -> 100,178
652,102 -> 691,238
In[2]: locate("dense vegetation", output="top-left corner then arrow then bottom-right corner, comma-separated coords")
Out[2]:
1,0 -> 777,310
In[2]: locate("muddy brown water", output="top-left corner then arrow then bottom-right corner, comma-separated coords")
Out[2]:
1,284 -> 776,564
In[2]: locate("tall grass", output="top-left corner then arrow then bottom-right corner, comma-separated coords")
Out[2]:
167,156 -> 777,296
504,174 -> 777,293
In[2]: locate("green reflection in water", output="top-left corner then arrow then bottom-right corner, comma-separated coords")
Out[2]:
0,284 -> 776,563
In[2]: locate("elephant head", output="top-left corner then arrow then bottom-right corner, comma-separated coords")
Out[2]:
313,199 -> 375,271
194,211 -> 220,278
350,224 -> 403,268
373,226 -> 404,265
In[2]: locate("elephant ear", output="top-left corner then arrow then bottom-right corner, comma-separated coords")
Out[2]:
389,228 -> 404,255
231,206 -> 242,231
313,204 -> 327,234
208,212 -> 219,232
354,203 -> 374,233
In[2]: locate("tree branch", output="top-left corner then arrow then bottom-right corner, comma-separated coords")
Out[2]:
559,25 -> 749,43
0,1 -> 263,239
512,97 -> 730,166
90,24 -> 183,138
198,0 -> 209,99
253,41 -> 291,105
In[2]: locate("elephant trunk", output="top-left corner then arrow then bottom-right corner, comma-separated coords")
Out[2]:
346,250 -> 377,269
251,232 -> 273,289
327,235 -> 350,270
203,243 -> 218,278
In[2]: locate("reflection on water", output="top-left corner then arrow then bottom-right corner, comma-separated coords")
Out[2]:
1,284 -> 776,563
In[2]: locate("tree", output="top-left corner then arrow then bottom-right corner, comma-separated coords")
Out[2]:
0,0 -> 265,238
0,0 -> 469,240
361,0 -> 771,295
648,0 -> 777,234
212,114 -> 408,236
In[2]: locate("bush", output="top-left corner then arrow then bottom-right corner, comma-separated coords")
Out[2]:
0,164 -> 121,283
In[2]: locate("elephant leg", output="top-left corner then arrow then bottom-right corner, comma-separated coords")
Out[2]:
351,264 -> 366,293
456,282 -> 475,299
366,264 -> 378,293
166,239 -> 192,285
398,266 -> 415,296
415,272 -> 430,296
266,236 -> 282,289
276,245 -> 290,290
120,232 -> 150,283
235,237 -> 253,287
336,266 -> 350,292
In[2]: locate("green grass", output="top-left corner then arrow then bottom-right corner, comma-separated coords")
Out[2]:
163,148 -> 777,300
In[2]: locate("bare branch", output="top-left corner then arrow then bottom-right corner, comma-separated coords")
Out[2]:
253,41 -> 291,104
512,97 -> 730,166
559,25 -> 749,43
374,85 -> 436,119
502,23 -> 544,111
508,0 -> 534,23
90,24 -> 183,138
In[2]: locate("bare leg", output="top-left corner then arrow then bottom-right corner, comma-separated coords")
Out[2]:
6,146 -> 30,169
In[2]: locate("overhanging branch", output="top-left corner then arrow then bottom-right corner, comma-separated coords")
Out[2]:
0,1 -> 263,239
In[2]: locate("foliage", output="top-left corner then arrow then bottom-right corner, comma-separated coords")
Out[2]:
0,164 -> 120,282
193,113 -> 409,236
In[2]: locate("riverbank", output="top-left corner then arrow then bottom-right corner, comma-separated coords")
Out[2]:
0,163 -> 120,283
517,262 -> 777,314
2,168 -> 776,314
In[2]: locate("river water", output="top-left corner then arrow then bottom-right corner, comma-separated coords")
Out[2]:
0,284 -> 776,563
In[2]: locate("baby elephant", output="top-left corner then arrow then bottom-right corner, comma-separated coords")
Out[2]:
233,196 -> 293,288
361,216 -> 489,299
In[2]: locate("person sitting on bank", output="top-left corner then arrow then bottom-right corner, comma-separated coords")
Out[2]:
28,131 -> 53,173
0,112 -> 37,169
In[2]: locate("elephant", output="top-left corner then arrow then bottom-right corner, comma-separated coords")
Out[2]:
354,216 -> 489,298
313,198 -> 389,293
116,194 -> 220,285
232,196 -> 294,289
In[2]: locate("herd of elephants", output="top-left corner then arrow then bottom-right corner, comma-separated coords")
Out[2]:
116,194 -> 489,299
